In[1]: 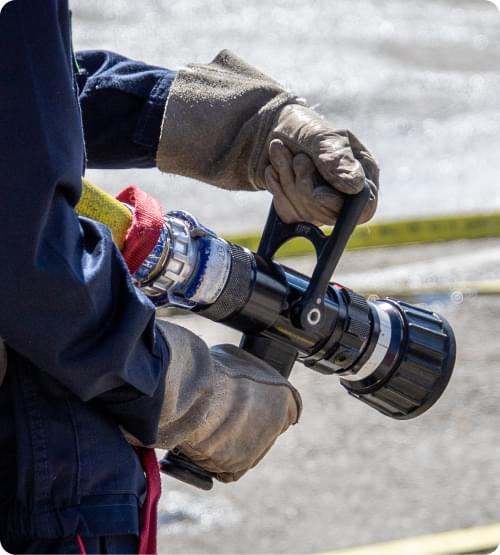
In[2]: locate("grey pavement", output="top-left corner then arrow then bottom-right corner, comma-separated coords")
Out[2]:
157,238 -> 500,554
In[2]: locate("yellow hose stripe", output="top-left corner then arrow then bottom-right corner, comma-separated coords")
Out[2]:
317,523 -> 500,555
76,178 -> 132,251
227,212 -> 500,258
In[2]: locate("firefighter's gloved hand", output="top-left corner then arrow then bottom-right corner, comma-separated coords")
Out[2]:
266,139 -> 377,226
266,109 -> 379,225
151,320 -> 301,483
156,49 -> 379,225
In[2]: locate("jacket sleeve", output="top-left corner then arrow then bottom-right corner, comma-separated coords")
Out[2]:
0,0 -> 166,445
76,50 -> 176,169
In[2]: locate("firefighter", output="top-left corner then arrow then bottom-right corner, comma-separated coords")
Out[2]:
0,1 -> 378,553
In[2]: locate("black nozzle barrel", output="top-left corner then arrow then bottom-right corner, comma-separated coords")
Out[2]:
199,239 -> 456,420
341,299 -> 456,419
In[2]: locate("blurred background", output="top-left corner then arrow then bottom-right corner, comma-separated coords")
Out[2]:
71,1 -> 500,553
73,0 -> 500,234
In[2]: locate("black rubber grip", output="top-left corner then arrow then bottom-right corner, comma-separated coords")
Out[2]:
160,451 -> 215,491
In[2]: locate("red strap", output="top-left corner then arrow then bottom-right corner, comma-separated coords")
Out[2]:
116,186 -> 164,274
136,447 -> 162,555
115,187 -> 164,554
76,535 -> 87,555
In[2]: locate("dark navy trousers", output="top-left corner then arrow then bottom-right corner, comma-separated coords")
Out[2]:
0,0 -> 176,551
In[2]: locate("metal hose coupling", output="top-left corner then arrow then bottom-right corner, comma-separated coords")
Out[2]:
133,211 -> 232,309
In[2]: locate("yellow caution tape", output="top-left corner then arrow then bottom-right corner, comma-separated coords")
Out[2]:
228,212 -> 500,258
74,178 -> 500,259
318,522 -> 500,555
76,178 -> 132,251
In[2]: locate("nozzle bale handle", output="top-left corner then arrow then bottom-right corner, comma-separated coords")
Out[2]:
252,182 -> 371,335
298,183 -> 370,333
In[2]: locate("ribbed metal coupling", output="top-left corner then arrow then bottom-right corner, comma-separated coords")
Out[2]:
200,243 -> 253,322
326,288 -> 372,370
343,299 -> 456,420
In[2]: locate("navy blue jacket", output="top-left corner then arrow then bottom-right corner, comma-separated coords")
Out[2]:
0,0 -> 176,543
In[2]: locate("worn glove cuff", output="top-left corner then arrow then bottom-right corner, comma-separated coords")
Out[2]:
156,49 -> 301,191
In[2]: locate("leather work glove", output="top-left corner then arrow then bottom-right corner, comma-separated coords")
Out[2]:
266,139 -> 377,226
156,49 -> 379,225
143,320 -> 302,483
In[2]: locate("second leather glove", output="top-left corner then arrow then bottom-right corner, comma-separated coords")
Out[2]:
148,319 -> 302,483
